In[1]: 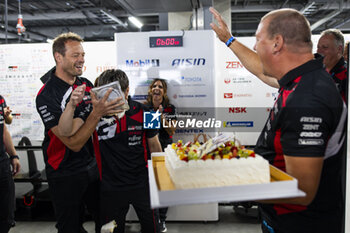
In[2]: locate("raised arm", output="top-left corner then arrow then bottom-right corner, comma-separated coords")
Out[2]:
53,89 -> 124,152
58,84 -> 86,136
209,7 -> 279,88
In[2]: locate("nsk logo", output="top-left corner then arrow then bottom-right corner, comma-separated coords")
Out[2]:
226,61 -> 244,69
229,107 -> 247,113
172,58 -> 205,66
126,59 -> 160,67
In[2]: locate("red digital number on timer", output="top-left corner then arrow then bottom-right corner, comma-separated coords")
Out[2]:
156,38 -> 176,46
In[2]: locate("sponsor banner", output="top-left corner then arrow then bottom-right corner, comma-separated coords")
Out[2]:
116,31 -> 215,112
224,121 -> 254,127
132,95 -> 148,101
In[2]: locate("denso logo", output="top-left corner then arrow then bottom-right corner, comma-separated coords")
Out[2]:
224,93 -> 233,98
172,58 -> 205,66
229,107 -> 247,113
226,61 -> 244,69
126,59 -> 159,67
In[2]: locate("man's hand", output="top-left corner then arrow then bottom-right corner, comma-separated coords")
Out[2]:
69,84 -> 86,107
4,106 -> 13,124
4,106 -> 12,118
209,7 -> 233,43
158,104 -> 163,113
11,158 -> 21,176
90,88 -> 125,118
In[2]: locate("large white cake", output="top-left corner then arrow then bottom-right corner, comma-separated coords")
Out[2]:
164,139 -> 270,189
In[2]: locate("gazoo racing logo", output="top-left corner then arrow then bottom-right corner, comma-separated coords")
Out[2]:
172,58 -> 206,67
126,59 -> 160,67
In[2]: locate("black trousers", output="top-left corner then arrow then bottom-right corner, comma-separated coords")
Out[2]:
48,169 -> 101,233
158,208 -> 167,222
0,159 -> 15,233
100,187 -> 159,233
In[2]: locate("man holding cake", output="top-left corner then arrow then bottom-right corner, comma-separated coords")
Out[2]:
211,7 -> 346,233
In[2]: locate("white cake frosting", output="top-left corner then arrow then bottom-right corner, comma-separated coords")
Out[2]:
165,145 -> 270,189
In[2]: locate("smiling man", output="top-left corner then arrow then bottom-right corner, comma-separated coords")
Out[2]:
211,7 -> 346,233
36,32 -> 121,233
317,29 -> 347,102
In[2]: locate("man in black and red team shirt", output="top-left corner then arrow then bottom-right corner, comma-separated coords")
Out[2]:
36,32 -> 121,233
93,69 -> 162,233
0,95 -> 20,233
317,29 -> 348,102
211,7 -> 346,233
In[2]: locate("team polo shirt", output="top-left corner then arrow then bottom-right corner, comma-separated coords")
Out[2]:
255,57 -> 346,233
330,57 -> 348,102
36,70 -> 96,179
0,95 -> 7,162
94,97 -> 158,191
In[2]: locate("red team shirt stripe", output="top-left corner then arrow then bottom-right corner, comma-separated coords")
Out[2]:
142,131 -> 148,167
93,131 -> 103,179
37,84 -> 46,96
129,109 -> 143,123
273,128 -> 307,215
47,130 -> 66,170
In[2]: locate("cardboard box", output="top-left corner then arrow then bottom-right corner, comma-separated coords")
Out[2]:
148,154 -> 305,208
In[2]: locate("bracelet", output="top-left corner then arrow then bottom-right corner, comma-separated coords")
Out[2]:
225,36 -> 236,47
10,155 -> 19,160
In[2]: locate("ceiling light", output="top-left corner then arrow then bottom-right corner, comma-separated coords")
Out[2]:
46,39 -> 53,43
128,16 -> 143,29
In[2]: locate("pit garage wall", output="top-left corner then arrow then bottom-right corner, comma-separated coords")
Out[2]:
0,41 -> 116,142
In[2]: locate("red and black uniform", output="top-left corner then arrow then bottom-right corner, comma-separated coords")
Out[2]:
36,68 -> 100,233
255,57 -> 346,233
330,57 -> 348,103
0,95 -> 15,233
94,97 -> 159,233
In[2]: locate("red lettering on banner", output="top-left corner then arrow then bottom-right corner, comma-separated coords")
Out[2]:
226,61 -> 244,69
229,107 -> 247,113
224,93 -> 233,98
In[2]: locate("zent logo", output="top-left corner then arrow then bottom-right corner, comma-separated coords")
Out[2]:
143,110 -> 161,129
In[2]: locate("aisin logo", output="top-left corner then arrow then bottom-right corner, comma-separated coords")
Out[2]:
143,110 -> 161,129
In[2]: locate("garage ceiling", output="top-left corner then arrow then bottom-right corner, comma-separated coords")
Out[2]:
1,0 -> 349,43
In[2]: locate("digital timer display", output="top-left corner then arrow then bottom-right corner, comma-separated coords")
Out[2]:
149,36 -> 183,48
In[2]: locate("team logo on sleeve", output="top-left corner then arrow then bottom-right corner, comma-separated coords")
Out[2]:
143,110 -> 161,129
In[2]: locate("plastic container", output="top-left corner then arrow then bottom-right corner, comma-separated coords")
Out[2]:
91,81 -> 129,118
